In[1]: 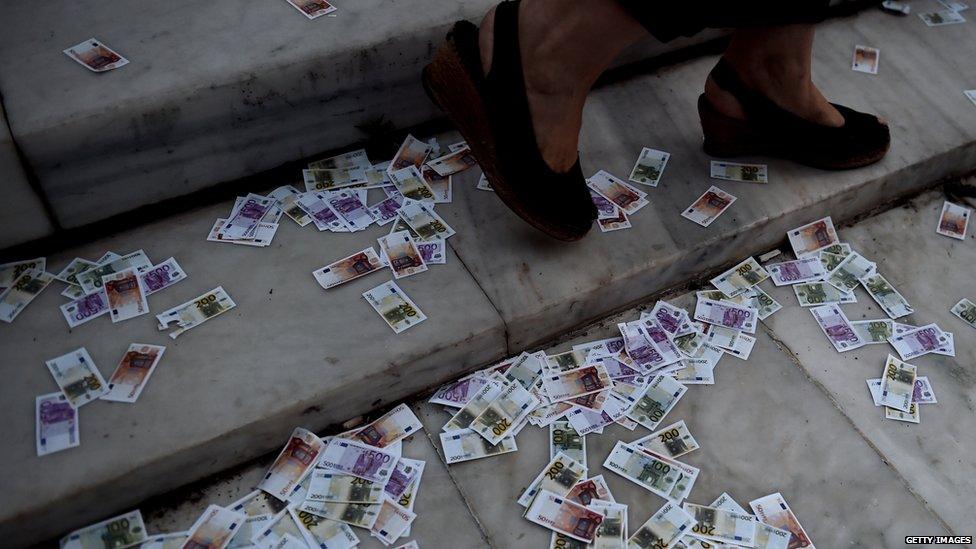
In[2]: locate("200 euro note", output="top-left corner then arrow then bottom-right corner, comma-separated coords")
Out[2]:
290,508 -> 359,549
46,347 -> 108,408
370,497 -> 416,545
440,428 -> 518,463
307,470 -> 384,504
633,420 -> 699,459
628,501 -> 694,549
878,354 -> 916,412
683,503 -> 757,547
470,381 -> 540,445
0,268 -> 53,322
60,511 -> 146,548
0,256 -> 45,292
443,376 -> 506,431
518,451 -> 588,507
259,427 -> 325,501
156,286 -> 236,339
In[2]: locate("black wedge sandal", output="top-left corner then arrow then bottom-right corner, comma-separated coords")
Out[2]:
699,58 -> 890,170
422,0 -> 597,241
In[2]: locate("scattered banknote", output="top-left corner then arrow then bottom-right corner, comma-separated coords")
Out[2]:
503,351 -> 547,390
0,257 -> 46,294
684,502 -> 757,547
440,428 -> 518,463
444,376 -> 506,430
819,251 -> 846,273
694,298 -> 758,334
565,475 -> 614,506
712,493 -> 791,549
63,38 -> 128,72
46,347 -> 108,407
889,323 -> 951,360
351,403 -> 423,448
936,200 -> 971,240
139,258 -> 186,295
550,420 -> 587,468
362,281 -> 426,334
307,471 -> 384,504
260,427 -> 326,500
542,364 -> 611,403
221,194 -> 274,240
36,392 -> 79,456
76,250 -> 151,294
101,343 -> 166,402
603,441 -> 679,498
476,173 -> 494,191
310,149 -> 371,171
299,500 -> 380,529
787,217 -> 838,257
598,209 -> 631,232
851,319 -> 894,343
749,493 -> 815,549
184,505 -> 245,549
378,231 -> 428,279
672,358 -> 714,385
297,192 -> 348,231
966,89 -> 976,108
385,458 -> 423,500
470,381 -> 539,444
588,170 -> 649,215
825,252 -> 875,293
269,185 -> 313,226
370,497 -> 417,545
878,355 -> 918,412
590,500 -> 628,548
810,304 -> 864,352
852,44 -> 879,74
251,508 -> 306,547
55,258 -> 98,285
291,507 -> 359,549
157,287 -> 235,340
629,147 -> 670,187
518,452 -> 589,507
139,532 -> 189,549
885,402 -> 920,423
389,134 -> 433,174
326,190 -> 375,231
429,375 -> 491,408
567,391 -> 636,435
391,166 -> 436,202
710,257 -> 769,298
208,218 -> 279,246
768,257 -> 826,286
628,375 -> 687,431
950,298 -> 976,328
633,420 -> 699,459
725,333 -> 756,360
304,166 -> 368,191
881,0 -> 912,14
398,199 -> 456,241
524,490 -> 603,542
426,146 -> 477,176
103,268 -> 149,322
913,376 -> 938,404
422,165 -> 453,204
919,9 -> 966,24
313,248 -> 384,289
0,269 -> 53,322
370,193 -> 405,226
285,0 -> 337,19
793,282 -> 856,307
62,284 -> 87,300
628,501 -> 694,549
319,437 -> 397,484
710,161 -> 768,183
60,510 -> 146,549
681,186 -> 736,227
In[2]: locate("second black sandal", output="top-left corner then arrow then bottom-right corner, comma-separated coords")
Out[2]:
422,0 -> 597,241
699,58 -> 890,170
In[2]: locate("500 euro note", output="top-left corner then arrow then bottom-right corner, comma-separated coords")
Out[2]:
319,438 -> 397,484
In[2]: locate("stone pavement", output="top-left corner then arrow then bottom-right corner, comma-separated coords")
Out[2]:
136,187 -> 972,547
4,6 -> 976,544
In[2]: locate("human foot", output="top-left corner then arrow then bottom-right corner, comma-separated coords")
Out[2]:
704,56 -> 846,128
478,3 -> 589,173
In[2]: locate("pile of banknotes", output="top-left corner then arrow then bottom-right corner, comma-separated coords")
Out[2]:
61,404 -> 428,549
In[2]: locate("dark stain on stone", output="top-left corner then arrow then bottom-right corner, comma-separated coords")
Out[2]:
268,288 -> 273,294
324,357 -> 339,365
301,405 -> 322,415
371,398 -> 383,406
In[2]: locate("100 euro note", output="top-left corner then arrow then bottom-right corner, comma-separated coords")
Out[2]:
60,510 -> 147,549
259,427 -> 325,501
156,286 -> 236,339
603,441 -> 679,498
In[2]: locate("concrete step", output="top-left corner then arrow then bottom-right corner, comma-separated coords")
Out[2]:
132,187 -> 975,547
0,0 -> 728,240
3,6 -> 976,546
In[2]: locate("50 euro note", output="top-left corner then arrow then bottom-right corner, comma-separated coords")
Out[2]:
184,505 -> 246,549
525,490 -> 604,543
319,437 -> 397,484
348,402 -> 422,448
259,427 -> 325,501
750,493 -> 815,549
156,286 -> 236,339
518,451 -> 588,507
440,427 -> 518,464
102,343 -> 166,402
103,267 -> 149,323
541,364 -> 612,403
60,510 -> 147,549
0,268 -> 53,322
313,247 -> 384,290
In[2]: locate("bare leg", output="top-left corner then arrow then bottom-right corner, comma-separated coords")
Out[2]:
479,0 -> 649,172
705,25 -> 847,127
